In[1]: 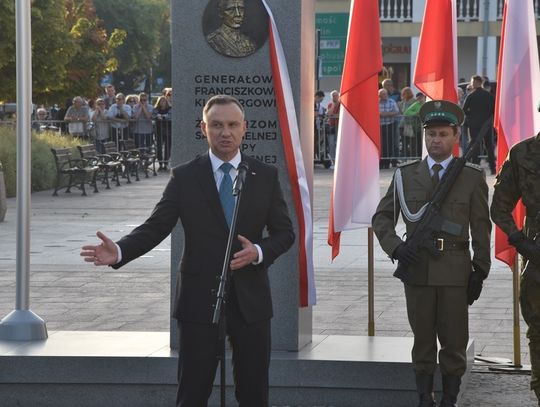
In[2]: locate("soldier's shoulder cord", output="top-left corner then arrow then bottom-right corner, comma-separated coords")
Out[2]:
397,159 -> 421,169
464,162 -> 483,172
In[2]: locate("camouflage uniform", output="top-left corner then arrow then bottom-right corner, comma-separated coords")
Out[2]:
491,132 -> 540,403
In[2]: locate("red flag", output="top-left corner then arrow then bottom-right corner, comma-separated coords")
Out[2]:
263,0 -> 316,305
328,0 -> 382,259
494,0 -> 540,267
414,0 -> 458,103
413,0 -> 459,156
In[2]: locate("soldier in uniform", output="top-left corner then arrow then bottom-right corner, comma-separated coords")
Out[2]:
372,100 -> 491,407
491,102 -> 540,405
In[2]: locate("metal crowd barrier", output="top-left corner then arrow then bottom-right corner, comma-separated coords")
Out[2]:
312,114 -> 495,169
0,118 -> 173,169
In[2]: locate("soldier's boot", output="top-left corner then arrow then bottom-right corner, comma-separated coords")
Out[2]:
440,375 -> 461,407
415,373 -> 437,407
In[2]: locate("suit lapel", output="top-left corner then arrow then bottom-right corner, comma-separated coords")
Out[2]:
194,153 -> 229,232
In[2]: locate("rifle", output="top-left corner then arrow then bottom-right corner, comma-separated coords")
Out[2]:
523,211 -> 540,280
393,116 -> 494,283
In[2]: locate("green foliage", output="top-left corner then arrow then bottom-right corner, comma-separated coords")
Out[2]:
0,127 -> 81,197
0,2 -> 15,74
0,0 -> 125,104
61,0 -> 125,100
93,0 -> 171,92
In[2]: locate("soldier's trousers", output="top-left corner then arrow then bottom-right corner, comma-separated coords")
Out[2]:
405,284 -> 469,376
520,274 -> 540,393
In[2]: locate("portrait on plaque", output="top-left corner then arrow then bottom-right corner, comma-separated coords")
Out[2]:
203,0 -> 268,58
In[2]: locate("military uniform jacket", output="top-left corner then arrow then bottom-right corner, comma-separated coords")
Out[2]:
492,133 -> 540,239
372,158 -> 491,286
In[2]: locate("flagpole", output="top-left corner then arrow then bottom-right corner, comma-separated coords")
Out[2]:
0,0 -> 47,341
368,227 -> 375,336
512,256 -> 522,367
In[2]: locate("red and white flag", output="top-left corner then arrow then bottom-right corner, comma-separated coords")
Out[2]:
327,0 -> 382,259
494,0 -> 540,267
413,0 -> 460,156
413,0 -> 458,104
262,1 -> 315,306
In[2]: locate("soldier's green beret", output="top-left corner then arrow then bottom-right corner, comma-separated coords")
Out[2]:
419,100 -> 465,128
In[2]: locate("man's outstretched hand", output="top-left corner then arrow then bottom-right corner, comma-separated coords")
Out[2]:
80,231 -> 118,266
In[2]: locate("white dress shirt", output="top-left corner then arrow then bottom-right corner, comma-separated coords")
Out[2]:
115,150 -> 262,265
427,155 -> 454,179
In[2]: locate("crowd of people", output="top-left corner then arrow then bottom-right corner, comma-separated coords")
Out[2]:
30,85 -> 173,171
314,74 -> 497,173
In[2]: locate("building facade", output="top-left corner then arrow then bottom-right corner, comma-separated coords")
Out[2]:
316,0 -> 540,92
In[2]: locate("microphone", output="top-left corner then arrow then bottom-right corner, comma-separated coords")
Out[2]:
233,161 -> 249,196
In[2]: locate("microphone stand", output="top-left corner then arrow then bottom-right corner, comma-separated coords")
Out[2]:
212,162 -> 248,407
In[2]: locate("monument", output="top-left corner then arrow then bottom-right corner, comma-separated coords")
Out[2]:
171,0 -> 316,352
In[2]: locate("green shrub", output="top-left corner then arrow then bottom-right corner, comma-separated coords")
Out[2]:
0,127 -> 81,197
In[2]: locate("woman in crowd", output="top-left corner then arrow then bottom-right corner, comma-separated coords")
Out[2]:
91,98 -> 109,153
152,95 -> 172,171
132,92 -> 154,148
64,96 -> 90,139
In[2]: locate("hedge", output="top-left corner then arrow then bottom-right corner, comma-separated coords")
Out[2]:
0,127 -> 81,197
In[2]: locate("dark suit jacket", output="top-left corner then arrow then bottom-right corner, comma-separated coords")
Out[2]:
462,87 -> 495,129
113,152 -> 295,324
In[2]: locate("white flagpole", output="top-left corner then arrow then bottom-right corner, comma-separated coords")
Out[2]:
0,0 -> 47,341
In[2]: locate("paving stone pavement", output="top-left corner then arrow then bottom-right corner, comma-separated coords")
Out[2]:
0,165 -> 537,406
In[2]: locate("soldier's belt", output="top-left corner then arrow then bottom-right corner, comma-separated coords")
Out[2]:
433,238 -> 469,251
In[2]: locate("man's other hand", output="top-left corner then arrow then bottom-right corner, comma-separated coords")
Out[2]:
230,235 -> 259,271
467,271 -> 484,305
509,231 -> 540,266
80,231 -> 118,266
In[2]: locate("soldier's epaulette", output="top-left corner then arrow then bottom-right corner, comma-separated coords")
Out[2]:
464,162 -> 483,172
398,159 -> 421,168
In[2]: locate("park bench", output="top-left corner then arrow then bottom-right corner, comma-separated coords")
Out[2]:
120,139 -> 157,178
77,144 -> 122,189
103,141 -> 140,183
50,148 -> 99,196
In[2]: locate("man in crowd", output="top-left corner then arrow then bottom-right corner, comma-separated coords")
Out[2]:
372,100 -> 491,407
314,90 -> 326,161
378,88 -> 400,169
102,84 -> 116,109
326,90 -> 340,168
106,93 -> 132,146
462,74 -> 496,174
382,78 -> 401,103
491,101 -> 540,406
80,95 -> 295,406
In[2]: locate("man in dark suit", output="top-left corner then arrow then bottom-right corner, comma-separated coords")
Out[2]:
462,74 -> 496,174
372,100 -> 491,407
81,95 -> 295,407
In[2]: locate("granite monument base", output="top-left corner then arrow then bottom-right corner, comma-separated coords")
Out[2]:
0,331 -> 474,406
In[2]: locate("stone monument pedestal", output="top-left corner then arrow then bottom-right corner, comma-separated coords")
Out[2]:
0,331 -> 474,406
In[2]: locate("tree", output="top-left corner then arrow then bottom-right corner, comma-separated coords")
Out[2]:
0,0 -> 125,105
31,0 -> 78,104
0,2 -> 16,85
93,0 -> 170,93
62,0 -> 125,101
